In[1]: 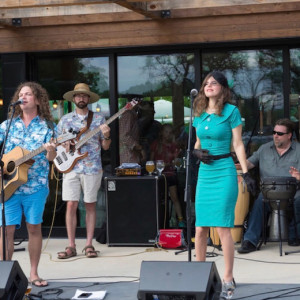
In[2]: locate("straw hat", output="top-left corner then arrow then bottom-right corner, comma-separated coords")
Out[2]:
63,83 -> 100,104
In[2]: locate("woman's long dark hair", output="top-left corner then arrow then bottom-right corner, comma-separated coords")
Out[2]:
193,71 -> 232,117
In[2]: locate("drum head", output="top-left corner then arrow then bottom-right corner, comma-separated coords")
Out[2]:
260,176 -> 297,201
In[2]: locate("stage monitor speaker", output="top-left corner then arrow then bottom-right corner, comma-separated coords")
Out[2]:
137,261 -> 222,300
105,176 -> 167,246
0,260 -> 28,300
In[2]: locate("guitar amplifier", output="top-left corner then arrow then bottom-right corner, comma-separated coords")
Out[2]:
105,175 -> 167,246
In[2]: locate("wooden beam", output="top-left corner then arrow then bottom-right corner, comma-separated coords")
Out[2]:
144,0 -> 300,10
0,0 -> 165,8
0,2 -> 160,20
0,11 -> 146,27
1,0 -> 300,9
112,1 -> 161,19
2,10 -> 300,53
0,4 -> 132,19
167,1 -> 300,18
0,0 -> 112,8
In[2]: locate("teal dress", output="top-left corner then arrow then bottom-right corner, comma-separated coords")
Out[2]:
192,103 -> 242,227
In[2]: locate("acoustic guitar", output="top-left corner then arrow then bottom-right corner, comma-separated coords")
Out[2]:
54,99 -> 139,173
0,131 -> 77,202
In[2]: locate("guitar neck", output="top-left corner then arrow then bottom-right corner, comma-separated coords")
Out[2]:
75,106 -> 128,149
15,145 -> 46,166
14,134 -> 72,167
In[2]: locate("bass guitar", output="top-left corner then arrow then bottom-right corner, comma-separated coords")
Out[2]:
1,131 -> 77,202
54,99 -> 139,173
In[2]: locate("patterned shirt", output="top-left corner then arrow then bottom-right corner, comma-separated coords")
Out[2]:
57,110 -> 105,174
0,115 -> 57,194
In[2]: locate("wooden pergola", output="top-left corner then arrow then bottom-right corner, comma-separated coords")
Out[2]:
1,0 -> 300,52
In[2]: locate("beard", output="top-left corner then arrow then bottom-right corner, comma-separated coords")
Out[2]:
274,140 -> 284,148
75,101 -> 88,109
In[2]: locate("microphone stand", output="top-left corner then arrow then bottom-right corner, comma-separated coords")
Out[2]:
175,89 -> 197,261
1,105 -> 17,261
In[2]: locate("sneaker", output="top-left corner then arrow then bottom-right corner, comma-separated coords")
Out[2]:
288,239 -> 300,246
220,278 -> 236,299
237,240 -> 257,254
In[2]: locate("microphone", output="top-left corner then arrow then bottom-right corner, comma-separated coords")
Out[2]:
190,89 -> 198,97
10,99 -> 24,106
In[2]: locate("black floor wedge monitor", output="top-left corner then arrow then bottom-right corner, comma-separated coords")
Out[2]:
0,260 -> 28,300
137,261 -> 221,300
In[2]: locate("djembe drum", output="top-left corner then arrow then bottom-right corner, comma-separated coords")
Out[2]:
260,176 -> 297,256
210,171 -> 250,246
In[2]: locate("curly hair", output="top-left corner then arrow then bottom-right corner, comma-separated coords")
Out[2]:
193,71 -> 232,117
8,81 -> 53,121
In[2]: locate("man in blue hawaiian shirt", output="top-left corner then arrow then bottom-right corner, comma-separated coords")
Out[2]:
57,83 -> 111,259
0,82 -> 57,287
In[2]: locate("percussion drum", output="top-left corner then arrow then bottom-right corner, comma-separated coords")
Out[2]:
210,171 -> 250,245
260,176 -> 297,210
260,176 -> 297,256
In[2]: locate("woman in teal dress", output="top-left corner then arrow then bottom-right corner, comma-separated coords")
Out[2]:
193,71 -> 251,299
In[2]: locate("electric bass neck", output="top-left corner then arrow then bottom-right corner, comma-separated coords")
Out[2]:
54,99 -> 139,173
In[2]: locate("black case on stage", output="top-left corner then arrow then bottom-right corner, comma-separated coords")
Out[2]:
105,175 -> 167,246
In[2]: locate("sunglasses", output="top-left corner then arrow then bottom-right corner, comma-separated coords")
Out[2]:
272,130 -> 289,136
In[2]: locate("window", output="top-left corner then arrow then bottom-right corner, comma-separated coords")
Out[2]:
203,49 -> 284,154
289,49 -> 300,140
118,53 -> 195,162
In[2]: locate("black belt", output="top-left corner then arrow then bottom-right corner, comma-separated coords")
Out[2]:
210,153 -> 232,160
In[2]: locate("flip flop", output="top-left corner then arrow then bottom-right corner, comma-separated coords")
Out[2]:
82,245 -> 99,258
31,278 -> 48,287
57,246 -> 77,259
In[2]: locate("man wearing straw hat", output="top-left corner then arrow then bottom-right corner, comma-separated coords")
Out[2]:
57,83 -> 111,259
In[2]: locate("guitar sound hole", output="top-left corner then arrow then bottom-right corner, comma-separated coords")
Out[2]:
7,161 -> 15,173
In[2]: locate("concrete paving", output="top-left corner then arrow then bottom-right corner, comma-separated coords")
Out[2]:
9,237 -> 300,299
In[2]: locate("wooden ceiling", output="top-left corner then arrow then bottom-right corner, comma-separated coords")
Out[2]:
1,0 -> 300,28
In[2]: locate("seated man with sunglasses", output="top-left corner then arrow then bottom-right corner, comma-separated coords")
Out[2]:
238,118 -> 300,254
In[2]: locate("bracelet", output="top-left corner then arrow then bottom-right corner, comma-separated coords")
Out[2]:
104,136 -> 111,141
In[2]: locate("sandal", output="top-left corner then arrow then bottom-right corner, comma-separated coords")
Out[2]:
57,246 -> 77,259
82,245 -> 99,258
220,278 -> 236,299
30,278 -> 48,287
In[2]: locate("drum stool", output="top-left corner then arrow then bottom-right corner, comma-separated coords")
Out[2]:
258,177 -> 297,256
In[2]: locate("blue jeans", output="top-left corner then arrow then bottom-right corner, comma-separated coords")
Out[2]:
243,193 -> 300,246
288,195 -> 300,240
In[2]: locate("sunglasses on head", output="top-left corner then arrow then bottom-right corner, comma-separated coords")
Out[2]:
272,130 -> 289,136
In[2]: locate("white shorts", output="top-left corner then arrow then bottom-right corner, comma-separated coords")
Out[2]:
62,171 -> 103,203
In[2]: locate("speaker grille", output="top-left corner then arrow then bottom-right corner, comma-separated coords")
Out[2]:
105,176 -> 167,246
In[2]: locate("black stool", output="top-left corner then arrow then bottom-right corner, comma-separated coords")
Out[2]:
258,177 -> 297,256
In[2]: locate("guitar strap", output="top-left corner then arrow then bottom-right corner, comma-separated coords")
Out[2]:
45,119 -> 55,139
86,110 -> 94,130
